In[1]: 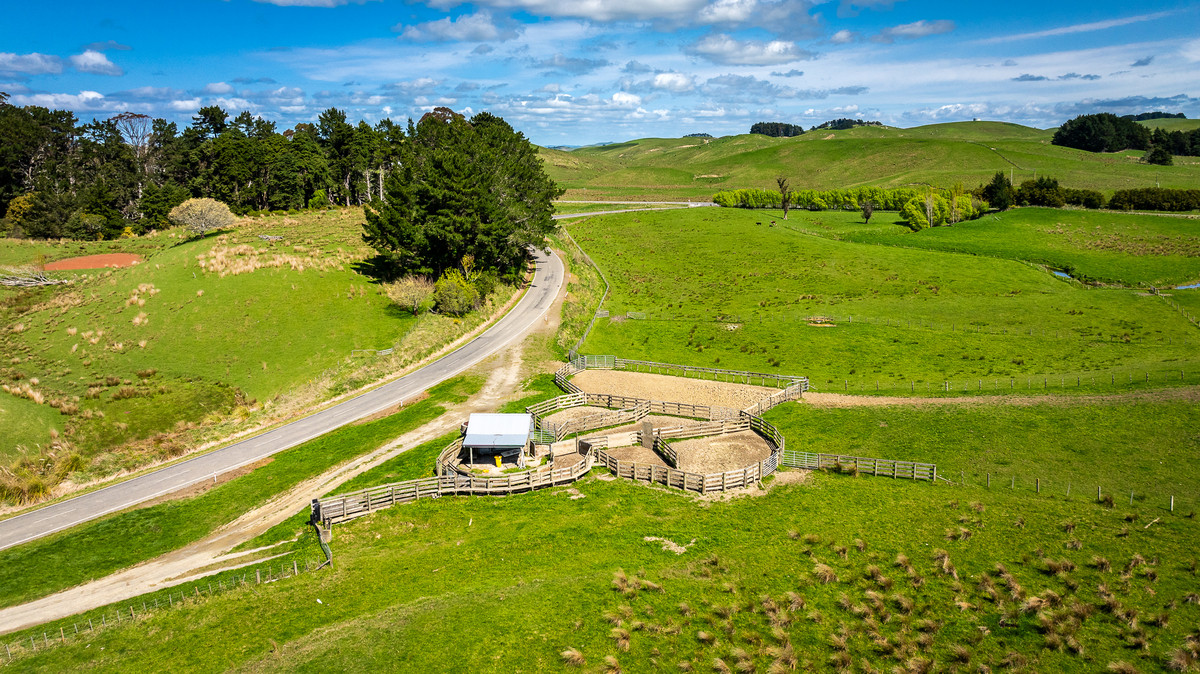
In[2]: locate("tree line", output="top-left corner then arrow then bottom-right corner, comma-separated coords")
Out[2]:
979,172 -> 1199,212
1051,112 -> 1198,165
749,118 -> 883,137
0,93 -> 410,239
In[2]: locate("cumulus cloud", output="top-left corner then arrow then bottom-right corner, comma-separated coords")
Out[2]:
399,11 -> 519,42
70,50 -> 124,76
169,99 -> 202,112
828,29 -> 857,44
697,0 -> 821,34
623,61 -> 655,74
384,77 -> 442,95
687,33 -> 817,65
612,91 -> 641,107
0,52 -> 63,76
112,86 -> 186,101
204,82 -> 235,95
536,53 -> 609,74
651,72 -> 696,92
873,20 -> 954,43
10,90 -> 114,111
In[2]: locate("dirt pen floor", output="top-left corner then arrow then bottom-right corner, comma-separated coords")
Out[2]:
43,253 -> 143,270
673,430 -> 772,474
571,370 -> 779,410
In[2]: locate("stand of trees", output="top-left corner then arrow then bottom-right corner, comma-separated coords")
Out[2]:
0,94 -> 411,239
1052,112 -> 1199,164
362,108 -> 562,280
749,122 -> 805,137
810,118 -> 882,132
1122,112 -> 1186,122
714,186 -> 925,211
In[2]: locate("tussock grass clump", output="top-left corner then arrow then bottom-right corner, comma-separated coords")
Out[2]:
560,648 -> 585,666
814,563 -> 838,584
604,654 -> 622,673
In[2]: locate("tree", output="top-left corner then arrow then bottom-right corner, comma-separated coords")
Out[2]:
860,198 -> 875,224
900,193 -> 950,230
384,275 -> 435,315
363,109 -> 562,278
169,197 -> 235,235
776,176 -> 791,220
1016,176 -> 1065,207
1052,113 -> 1150,153
1144,145 -> 1173,166
982,171 -> 1014,211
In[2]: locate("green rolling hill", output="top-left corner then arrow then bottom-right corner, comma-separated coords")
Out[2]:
541,120 -> 1200,201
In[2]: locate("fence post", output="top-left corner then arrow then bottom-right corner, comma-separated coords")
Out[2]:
986,473 -> 990,488
1130,490 -> 1134,506
1097,486 -> 1102,501
1036,478 -> 1040,494
1171,496 -> 1174,512
1066,482 -> 1071,497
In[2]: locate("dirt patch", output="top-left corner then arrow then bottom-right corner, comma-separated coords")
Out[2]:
693,468 -> 812,502
673,430 -> 772,474
771,469 -> 812,486
603,445 -> 669,467
542,405 -> 610,424
572,370 -> 779,410
644,536 -> 695,554
44,253 -> 143,270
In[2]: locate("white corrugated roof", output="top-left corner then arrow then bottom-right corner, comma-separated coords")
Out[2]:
463,413 -> 531,449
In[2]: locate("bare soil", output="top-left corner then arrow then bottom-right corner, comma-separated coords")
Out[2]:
44,253 -> 143,270
603,445 -> 669,467
571,370 -> 779,410
673,430 -> 772,474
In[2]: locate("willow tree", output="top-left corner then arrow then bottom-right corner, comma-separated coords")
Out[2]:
362,108 -> 562,279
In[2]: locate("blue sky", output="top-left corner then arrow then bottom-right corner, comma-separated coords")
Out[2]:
3,0 -> 1198,145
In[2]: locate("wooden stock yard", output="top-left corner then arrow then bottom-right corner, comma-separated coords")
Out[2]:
310,356 -> 931,529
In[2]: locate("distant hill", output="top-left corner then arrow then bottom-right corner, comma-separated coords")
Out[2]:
1136,118 -> 1200,132
540,120 -> 1199,201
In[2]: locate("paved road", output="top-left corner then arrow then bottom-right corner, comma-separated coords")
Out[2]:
0,248 -> 564,552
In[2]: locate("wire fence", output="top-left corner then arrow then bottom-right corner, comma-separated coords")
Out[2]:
1,554 -> 324,665
938,470 -> 1198,518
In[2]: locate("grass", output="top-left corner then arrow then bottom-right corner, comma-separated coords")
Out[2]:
0,394 -> 65,463
564,207 -> 1200,390
13,460 -> 1200,672
0,207 -> 523,501
541,122 -> 1200,201
0,375 -> 482,610
765,398 -> 1200,512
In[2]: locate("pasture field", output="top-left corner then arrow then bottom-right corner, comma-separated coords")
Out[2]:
567,207 -> 1200,391
12,433 -> 1200,673
541,122 -> 1200,201
0,375 -> 481,610
0,208 -> 520,501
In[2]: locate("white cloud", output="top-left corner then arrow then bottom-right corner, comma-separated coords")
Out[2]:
213,96 -> 256,111
829,29 -> 857,44
652,72 -> 695,92
69,50 -> 124,76
0,52 -> 63,76
10,90 -> 114,111
612,91 -> 641,107
169,98 -> 202,112
1183,39 -> 1200,63
687,34 -> 817,65
400,11 -> 519,42
203,82 -> 235,95
976,10 -> 1177,45
874,20 -> 954,43
428,0 -> 707,22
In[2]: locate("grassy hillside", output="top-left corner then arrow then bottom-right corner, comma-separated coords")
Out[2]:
540,121 -> 1200,201
0,208 -> 518,502
567,208 -> 1200,390
1137,118 -> 1200,132
13,405 -> 1200,672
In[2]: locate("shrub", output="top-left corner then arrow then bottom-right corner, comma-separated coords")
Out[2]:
169,198 -> 235,236
900,194 -> 950,230
1017,177 -> 1066,207
1064,188 -> 1106,209
433,269 -> 480,316
308,189 -> 330,210
1108,187 -> 1200,212
385,276 -> 435,315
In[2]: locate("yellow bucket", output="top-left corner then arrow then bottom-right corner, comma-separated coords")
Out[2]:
495,455 -> 502,468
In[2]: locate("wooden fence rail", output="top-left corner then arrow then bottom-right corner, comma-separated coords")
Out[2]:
595,448 -> 779,494
313,457 -> 592,527
779,451 -> 936,481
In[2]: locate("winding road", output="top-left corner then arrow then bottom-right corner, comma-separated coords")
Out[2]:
0,247 -> 564,552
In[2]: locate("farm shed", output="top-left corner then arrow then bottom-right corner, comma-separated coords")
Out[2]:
462,413 -> 532,465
